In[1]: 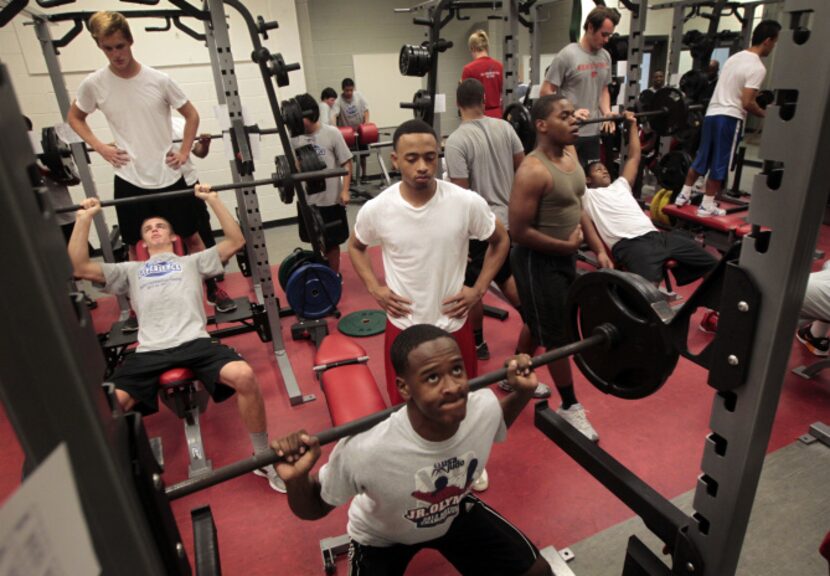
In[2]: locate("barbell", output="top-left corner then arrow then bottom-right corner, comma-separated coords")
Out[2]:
56,165 -> 347,214
575,87 -> 704,137
165,268 -> 680,501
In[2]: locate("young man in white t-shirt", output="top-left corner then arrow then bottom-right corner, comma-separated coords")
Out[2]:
67,11 -> 202,259
583,112 -> 717,286
676,20 -> 781,217
349,120 -> 510,408
272,324 -> 552,576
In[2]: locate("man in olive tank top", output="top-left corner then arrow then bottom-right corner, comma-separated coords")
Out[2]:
508,94 -> 612,442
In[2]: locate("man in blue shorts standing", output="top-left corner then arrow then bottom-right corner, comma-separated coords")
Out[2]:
676,20 -> 780,217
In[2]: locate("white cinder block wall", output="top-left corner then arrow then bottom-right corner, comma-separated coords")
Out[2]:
0,0 -> 306,249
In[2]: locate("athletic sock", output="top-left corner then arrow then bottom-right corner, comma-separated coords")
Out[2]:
680,184 -> 693,197
250,432 -> 270,455
474,329 -> 484,347
701,194 -> 716,209
557,385 -> 577,409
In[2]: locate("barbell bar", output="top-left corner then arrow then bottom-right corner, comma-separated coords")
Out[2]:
166,324 -> 619,501
55,167 -> 347,214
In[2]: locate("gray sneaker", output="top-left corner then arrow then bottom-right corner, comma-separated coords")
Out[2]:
254,465 -> 286,493
696,203 -> 726,217
556,403 -> 599,442
497,380 -> 552,399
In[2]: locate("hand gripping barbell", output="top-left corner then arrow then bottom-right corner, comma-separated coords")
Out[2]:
164,269 -> 680,501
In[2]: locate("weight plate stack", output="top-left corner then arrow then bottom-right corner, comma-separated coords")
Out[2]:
285,263 -> 342,319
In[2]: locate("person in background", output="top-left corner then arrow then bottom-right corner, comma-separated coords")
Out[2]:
332,78 -> 370,179
319,87 -> 337,127
461,30 -> 504,119
539,6 -> 621,166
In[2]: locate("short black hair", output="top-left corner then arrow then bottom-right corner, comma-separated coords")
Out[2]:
295,93 -> 320,124
530,93 -> 568,126
583,6 -> 620,32
390,324 -> 455,376
457,78 -> 485,109
585,160 -> 604,176
751,20 -> 781,46
341,78 -> 355,90
321,87 -> 337,100
392,119 -> 438,151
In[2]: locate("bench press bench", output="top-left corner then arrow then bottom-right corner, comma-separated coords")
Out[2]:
661,202 -> 752,254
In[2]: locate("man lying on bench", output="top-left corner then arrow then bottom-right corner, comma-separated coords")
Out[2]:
582,111 -> 718,288
68,186 -> 285,493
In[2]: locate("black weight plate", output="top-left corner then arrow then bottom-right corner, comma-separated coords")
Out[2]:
338,309 -> 386,337
281,98 -> 304,138
567,269 -> 678,399
503,102 -> 535,154
286,263 -> 342,319
655,150 -> 692,192
679,70 -> 708,103
412,89 -> 432,121
296,144 -> 326,196
279,248 -> 315,291
274,154 -> 293,204
647,87 -> 687,137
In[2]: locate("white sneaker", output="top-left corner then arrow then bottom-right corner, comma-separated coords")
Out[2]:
696,203 -> 726,217
254,465 -> 286,493
497,380 -> 552,399
471,468 -> 489,492
674,189 -> 692,206
556,403 -> 599,442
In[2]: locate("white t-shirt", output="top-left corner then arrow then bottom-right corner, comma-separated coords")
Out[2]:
319,389 -> 507,547
583,178 -> 656,249
319,101 -> 333,126
75,65 -> 189,189
100,247 -> 224,352
353,180 -> 496,332
706,50 -> 766,120
170,117 -> 198,185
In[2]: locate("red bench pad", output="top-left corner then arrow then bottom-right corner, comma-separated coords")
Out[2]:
662,204 -> 747,232
315,334 -> 386,427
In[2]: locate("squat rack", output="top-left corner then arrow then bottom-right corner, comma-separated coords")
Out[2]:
4,0 -> 317,405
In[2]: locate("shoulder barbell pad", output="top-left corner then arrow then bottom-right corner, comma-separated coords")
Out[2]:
338,126 -> 357,148
315,332 -> 367,366
358,123 -> 379,145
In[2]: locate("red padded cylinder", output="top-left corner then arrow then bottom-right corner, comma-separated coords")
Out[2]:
158,367 -> 196,387
338,126 -> 357,148
357,123 -> 379,145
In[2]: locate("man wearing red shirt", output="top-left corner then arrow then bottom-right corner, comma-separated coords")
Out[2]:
461,30 -> 504,119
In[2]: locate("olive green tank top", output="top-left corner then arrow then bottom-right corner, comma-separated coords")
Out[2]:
528,149 -> 585,241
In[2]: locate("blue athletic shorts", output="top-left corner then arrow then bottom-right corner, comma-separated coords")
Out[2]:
690,115 -> 742,182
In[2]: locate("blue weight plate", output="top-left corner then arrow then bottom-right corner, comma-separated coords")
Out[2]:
285,263 -> 342,319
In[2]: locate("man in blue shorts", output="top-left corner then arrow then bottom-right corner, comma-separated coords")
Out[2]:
676,20 -> 780,217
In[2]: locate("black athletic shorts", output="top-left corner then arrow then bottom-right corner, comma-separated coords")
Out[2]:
574,134 -> 601,168
114,176 -> 209,245
297,203 -> 350,251
612,231 -> 718,286
510,244 -> 576,348
464,238 -> 513,288
348,494 -> 540,575
110,338 -> 240,415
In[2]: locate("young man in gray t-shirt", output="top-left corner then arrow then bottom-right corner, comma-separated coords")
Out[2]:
67,186 -> 286,493
292,93 -> 354,274
332,77 -> 370,178
445,79 -> 548,401
540,6 -> 620,166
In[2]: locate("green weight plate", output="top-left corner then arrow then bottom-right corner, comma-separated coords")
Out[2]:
338,309 -> 387,337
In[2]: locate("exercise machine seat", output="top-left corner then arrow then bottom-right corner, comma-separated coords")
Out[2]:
662,204 -> 748,232
314,333 -> 386,427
